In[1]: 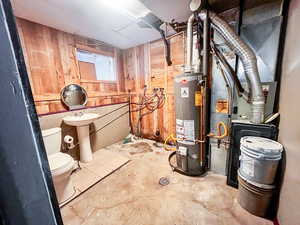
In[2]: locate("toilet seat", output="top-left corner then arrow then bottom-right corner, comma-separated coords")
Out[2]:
48,153 -> 74,176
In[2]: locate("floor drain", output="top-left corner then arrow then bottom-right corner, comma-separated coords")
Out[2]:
159,177 -> 170,186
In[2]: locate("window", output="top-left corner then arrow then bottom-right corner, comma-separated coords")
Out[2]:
77,50 -> 116,81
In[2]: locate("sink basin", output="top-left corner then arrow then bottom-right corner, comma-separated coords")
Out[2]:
63,113 -> 100,127
63,113 -> 100,163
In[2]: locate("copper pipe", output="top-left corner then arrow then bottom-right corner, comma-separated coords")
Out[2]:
200,87 -> 205,165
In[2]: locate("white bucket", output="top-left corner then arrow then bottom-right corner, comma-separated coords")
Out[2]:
239,136 -> 283,185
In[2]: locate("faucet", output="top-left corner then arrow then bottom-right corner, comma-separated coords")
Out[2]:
74,111 -> 84,117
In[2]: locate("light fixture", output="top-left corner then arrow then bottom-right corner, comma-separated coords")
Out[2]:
190,0 -> 204,12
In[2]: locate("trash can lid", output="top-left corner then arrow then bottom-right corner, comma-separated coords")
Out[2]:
240,136 -> 283,157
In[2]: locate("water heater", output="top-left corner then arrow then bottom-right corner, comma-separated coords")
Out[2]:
173,73 -> 205,176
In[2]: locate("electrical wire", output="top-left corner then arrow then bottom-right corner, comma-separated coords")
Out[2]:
67,88 -> 165,140
90,111 -> 129,136
64,104 -> 130,151
96,103 -> 129,120
128,88 -> 166,136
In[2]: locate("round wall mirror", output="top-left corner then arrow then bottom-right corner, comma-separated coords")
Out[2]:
60,84 -> 88,110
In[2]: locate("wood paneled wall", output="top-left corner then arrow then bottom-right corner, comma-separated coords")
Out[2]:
123,33 -> 185,140
17,17 -> 186,141
16,18 -> 128,115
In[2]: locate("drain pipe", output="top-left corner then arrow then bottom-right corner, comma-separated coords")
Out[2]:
198,11 -> 265,124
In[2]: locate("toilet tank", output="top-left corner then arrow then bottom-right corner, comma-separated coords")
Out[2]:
42,128 -> 62,155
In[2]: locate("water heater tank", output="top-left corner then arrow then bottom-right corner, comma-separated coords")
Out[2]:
174,73 -> 204,175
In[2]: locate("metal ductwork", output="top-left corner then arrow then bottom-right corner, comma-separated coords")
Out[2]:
185,8 -> 265,123
198,10 -> 265,124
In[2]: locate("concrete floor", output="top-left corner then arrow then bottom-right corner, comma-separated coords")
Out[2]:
61,138 -> 272,225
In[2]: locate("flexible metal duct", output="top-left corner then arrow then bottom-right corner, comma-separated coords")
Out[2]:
198,11 -> 265,124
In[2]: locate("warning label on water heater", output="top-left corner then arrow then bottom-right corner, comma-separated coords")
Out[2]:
184,120 -> 195,140
176,119 -> 195,142
181,87 -> 189,98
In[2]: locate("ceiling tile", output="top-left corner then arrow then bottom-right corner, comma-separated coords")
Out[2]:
140,0 -> 191,22
118,23 -> 161,46
11,0 -> 191,49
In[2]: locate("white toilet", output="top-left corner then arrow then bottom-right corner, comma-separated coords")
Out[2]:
42,127 -> 75,204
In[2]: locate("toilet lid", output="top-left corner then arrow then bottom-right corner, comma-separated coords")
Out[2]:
41,127 -> 61,137
48,153 -> 74,174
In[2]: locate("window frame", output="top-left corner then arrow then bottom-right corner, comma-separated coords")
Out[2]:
76,47 -> 117,83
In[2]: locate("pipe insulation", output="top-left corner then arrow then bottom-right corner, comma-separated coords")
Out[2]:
199,11 -> 265,124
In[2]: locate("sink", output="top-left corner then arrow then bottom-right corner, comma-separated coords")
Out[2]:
63,113 -> 100,127
63,113 -> 100,163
